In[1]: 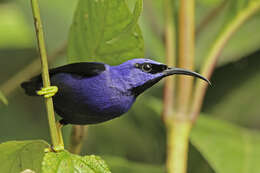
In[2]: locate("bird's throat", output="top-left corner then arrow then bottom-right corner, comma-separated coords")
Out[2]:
131,76 -> 163,96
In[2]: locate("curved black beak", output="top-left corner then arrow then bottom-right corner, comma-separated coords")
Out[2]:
163,67 -> 211,85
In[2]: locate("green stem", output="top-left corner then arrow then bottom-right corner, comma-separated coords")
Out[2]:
177,0 -> 195,117
166,121 -> 192,173
190,3 -> 260,121
30,0 -> 60,148
162,0 -> 176,121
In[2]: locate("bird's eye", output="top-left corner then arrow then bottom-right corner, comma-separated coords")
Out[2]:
142,63 -> 152,72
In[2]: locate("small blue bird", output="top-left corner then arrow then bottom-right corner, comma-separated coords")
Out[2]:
21,58 -> 209,125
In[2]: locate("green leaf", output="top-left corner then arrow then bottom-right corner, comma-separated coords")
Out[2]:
0,140 -> 49,173
104,156 -> 164,173
42,150 -> 111,173
68,0 -> 144,65
0,90 -> 8,105
196,0 -> 260,68
191,115 -> 260,173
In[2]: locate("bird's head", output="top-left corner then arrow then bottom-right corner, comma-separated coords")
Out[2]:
112,58 -> 210,96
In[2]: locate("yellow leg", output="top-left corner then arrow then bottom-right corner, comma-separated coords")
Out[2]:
37,86 -> 58,98
56,121 -> 64,147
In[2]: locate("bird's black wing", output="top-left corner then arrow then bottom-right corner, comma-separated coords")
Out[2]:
21,62 -> 106,96
49,62 -> 106,77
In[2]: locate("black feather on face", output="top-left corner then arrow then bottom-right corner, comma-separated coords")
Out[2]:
134,63 -> 168,74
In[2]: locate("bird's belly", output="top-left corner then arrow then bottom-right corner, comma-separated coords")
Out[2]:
51,73 -> 135,124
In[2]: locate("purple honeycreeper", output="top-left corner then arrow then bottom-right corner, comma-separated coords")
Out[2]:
21,59 -> 210,125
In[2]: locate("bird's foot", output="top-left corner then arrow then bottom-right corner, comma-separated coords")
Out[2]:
44,145 -> 64,153
44,121 -> 65,153
37,86 -> 58,98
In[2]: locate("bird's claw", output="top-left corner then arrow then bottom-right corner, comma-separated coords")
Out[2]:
37,86 -> 58,98
44,145 -> 64,153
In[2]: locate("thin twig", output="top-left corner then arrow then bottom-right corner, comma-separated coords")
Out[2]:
69,125 -> 87,154
30,0 -> 59,148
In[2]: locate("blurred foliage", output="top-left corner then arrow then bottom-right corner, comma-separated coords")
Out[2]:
16,0 -> 77,52
0,3 -> 33,49
204,51 -> 260,128
104,156 -> 164,173
1,0 -> 260,172
42,151 -> 111,173
198,0 -> 222,6
196,0 -> 260,68
0,140 -> 48,173
191,115 -> 260,173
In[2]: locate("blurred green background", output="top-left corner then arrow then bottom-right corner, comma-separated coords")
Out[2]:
1,0 -> 260,172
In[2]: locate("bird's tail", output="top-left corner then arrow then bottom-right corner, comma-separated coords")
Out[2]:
21,75 -> 42,96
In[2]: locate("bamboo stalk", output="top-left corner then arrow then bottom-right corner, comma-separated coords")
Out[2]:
163,1 -> 192,173
162,0 -> 176,121
177,0 -> 195,117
